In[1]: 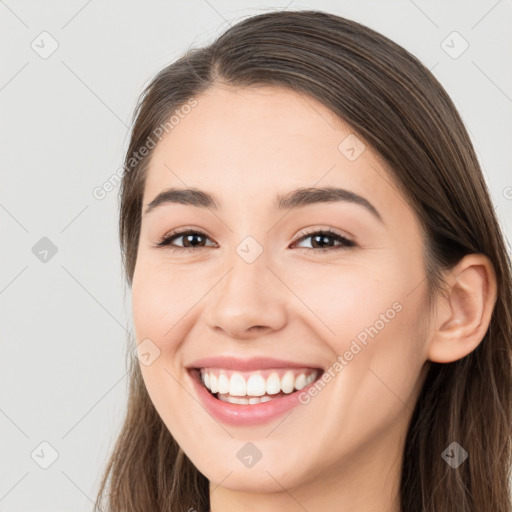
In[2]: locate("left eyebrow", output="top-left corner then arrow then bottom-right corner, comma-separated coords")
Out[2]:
144,186 -> 383,223
275,186 -> 383,223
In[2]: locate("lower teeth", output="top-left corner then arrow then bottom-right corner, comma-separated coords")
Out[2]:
216,392 -> 285,405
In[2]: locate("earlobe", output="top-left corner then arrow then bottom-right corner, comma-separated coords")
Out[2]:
426,254 -> 497,363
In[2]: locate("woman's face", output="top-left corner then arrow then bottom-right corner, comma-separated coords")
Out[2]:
132,84 -> 431,498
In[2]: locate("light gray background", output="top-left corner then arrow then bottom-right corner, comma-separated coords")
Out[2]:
1,1 -> 511,510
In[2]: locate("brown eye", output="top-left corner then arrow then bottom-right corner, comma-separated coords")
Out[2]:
156,230 -> 217,252
292,229 -> 356,252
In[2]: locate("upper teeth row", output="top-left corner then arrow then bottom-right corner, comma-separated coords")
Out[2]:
200,369 -> 319,396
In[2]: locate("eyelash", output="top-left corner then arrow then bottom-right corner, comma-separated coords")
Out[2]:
155,227 -> 356,254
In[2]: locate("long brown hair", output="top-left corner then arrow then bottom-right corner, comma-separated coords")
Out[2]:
94,10 -> 512,512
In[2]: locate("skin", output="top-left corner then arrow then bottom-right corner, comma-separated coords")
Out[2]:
131,84 -> 497,512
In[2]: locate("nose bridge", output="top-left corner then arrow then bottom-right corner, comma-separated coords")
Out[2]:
205,238 -> 287,338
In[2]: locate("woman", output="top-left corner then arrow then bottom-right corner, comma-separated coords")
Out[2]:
94,10 -> 512,512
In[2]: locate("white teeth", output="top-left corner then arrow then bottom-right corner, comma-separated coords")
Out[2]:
229,373 -> 246,396
294,373 -> 307,390
281,371 -> 295,393
226,395 -> 249,405
219,394 -> 276,405
210,373 -> 218,394
217,373 -> 229,394
305,373 -> 316,386
200,368 -> 320,399
266,373 -> 281,395
246,374 -> 267,396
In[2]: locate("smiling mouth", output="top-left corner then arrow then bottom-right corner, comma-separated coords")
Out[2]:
191,367 -> 323,405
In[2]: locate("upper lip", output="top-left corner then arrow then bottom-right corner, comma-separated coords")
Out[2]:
187,356 -> 324,372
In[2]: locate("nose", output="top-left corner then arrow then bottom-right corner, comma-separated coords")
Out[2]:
204,252 -> 288,340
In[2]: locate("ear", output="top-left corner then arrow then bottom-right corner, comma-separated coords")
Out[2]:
426,254 -> 498,363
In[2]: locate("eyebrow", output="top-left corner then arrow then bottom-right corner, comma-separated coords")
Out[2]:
144,186 -> 383,222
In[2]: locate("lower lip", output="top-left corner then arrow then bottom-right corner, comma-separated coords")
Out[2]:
188,369 -> 321,426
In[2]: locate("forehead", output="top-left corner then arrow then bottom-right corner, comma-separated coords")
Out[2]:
143,84 -> 405,218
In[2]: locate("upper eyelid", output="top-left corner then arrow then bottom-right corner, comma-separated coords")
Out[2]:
295,226 -> 353,241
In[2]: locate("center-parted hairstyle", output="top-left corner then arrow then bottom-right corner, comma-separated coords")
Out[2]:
94,10 -> 512,512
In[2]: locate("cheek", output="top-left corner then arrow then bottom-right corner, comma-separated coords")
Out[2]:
131,262 -> 200,437
131,258 -> 199,348
322,277 -> 427,440
275,255 -> 417,343
281,254 -> 427,403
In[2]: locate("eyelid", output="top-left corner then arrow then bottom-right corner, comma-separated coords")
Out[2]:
293,225 -> 354,243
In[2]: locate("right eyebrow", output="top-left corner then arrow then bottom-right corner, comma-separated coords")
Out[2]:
144,188 -> 220,216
